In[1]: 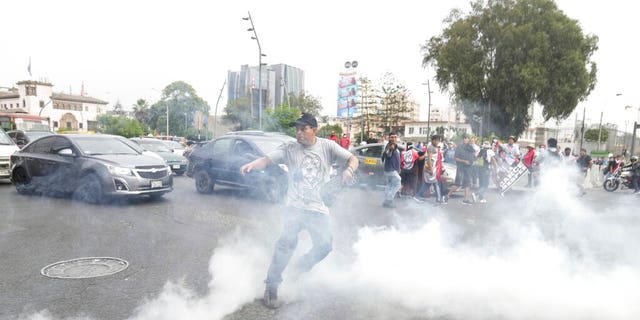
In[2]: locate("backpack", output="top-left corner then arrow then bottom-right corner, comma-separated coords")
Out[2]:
402,150 -> 415,170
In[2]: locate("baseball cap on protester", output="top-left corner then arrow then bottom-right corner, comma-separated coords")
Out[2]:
291,113 -> 318,128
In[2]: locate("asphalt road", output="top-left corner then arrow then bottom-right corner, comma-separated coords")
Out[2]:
1,171 -> 639,320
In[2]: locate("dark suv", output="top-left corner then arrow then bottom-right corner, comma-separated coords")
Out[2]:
186,131 -> 294,201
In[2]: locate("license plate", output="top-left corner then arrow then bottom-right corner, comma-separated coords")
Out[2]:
364,158 -> 377,165
172,164 -> 180,169
151,180 -> 162,188
0,169 -> 9,176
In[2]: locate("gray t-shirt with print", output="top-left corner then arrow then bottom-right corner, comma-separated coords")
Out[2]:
267,137 -> 353,214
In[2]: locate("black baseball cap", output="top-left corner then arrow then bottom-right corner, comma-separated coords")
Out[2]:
291,113 -> 318,128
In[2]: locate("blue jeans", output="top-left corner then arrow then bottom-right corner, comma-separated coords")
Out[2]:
265,208 -> 332,287
383,170 -> 402,202
418,180 -> 442,201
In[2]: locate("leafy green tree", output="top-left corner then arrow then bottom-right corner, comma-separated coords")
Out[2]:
223,96 -> 255,131
149,81 -> 209,137
584,128 -> 608,142
422,0 -> 598,138
287,91 -> 323,117
132,99 -> 151,134
96,114 -> 143,138
376,72 -> 413,135
263,106 -> 300,136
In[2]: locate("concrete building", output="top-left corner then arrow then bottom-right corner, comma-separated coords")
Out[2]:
0,80 -> 108,132
227,64 -> 305,118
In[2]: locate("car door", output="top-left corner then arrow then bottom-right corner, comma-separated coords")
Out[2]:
23,136 -> 55,187
229,138 -> 259,186
48,136 -> 78,193
207,138 -> 232,182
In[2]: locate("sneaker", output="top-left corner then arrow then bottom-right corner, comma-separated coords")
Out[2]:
412,196 -> 424,203
633,190 -> 640,194
462,200 -> 473,205
263,285 -> 280,309
442,195 -> 449,204
478,199 -> 487,203
471,193 -> 477,203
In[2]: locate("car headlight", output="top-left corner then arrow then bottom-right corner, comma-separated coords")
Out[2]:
106,164 -> 133,176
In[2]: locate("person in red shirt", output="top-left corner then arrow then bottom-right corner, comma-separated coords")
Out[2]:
329,131 -> 338,143
522,144 -> 537,187
339,133 -> 350,149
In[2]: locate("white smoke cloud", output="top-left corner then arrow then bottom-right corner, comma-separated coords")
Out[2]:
18,167 -> 640,320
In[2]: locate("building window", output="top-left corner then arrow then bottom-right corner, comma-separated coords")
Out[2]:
53,121 -> 59,128
408,127 -> 414,134
23,99 -> 26,107
79,123 -> 83,129
66,122 -> 72,129
26,86 -> 37,96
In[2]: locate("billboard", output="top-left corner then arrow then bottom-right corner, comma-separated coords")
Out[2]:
337,71 -> 357,118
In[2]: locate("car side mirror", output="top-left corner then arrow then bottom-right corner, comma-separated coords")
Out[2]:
58,148 -> 75,157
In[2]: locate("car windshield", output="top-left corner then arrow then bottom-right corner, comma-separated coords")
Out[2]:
74,137 -> 140,155
25,131 -> 54,140
140,140 -> 172,152
254,137 -> 293,154
162,140 -> 183,149
0,128 -> 13,145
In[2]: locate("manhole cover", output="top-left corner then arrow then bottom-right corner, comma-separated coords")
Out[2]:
41,257 -> 129,279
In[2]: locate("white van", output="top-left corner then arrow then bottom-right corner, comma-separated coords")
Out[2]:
0,128 -> 19,180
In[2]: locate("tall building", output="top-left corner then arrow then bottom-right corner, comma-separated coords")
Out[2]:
227,64 -> 304,116
0,80 -> 107,131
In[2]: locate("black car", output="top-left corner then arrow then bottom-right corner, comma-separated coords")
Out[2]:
7,130 -> 55,149
186,131 -> 295,201
10,134 -> 173,203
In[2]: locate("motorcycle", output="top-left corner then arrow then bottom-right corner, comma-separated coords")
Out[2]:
602,167 -> 633,192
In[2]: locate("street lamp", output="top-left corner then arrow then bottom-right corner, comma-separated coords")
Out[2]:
243,12 -> 266,130
344,60 -> 358,136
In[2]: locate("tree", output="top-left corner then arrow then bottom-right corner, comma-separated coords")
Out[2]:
132,99 -> 151,133
422,0 -> 598,138
149,81 -> 209,137
111,100 -> 126,116
223,96 -> 255,131
263,106 -> 300,137
96,114 -> 143,138
584,128 -> 608,142
376,72 -> 414,135
287,91 -> 323,117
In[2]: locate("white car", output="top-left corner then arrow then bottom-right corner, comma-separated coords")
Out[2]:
161,140 -> 186,156
0,128 -> 20,179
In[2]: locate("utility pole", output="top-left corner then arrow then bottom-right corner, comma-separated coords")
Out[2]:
579,106 -> 586,151
213,79 -> 226,139
597,111 -> 603,151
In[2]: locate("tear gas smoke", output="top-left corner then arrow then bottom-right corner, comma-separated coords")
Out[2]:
19,167 -> 640,320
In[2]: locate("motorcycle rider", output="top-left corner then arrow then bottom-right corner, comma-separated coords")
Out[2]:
624,156 -> 640,193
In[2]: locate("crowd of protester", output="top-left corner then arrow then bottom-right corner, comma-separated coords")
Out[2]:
342,131 -> 640,207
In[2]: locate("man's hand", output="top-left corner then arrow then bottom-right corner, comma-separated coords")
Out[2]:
240,157 -> 272,175
342,168 -> 354,184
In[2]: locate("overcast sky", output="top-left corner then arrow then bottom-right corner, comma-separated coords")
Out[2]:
2,0 -> 638,131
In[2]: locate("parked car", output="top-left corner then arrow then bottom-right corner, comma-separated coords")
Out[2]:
130,138 -> 188,175
350,142 -> 456,189
161,139 -> 186,156
7,130 -> 55,149
0,127 -> 20,180
186,131 -> 295,202
10,134 -> 173,203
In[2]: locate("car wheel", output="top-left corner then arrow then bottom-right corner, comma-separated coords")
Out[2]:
73,173 -> 104,204
194,170 -> 214,194
12,167 -> 34,195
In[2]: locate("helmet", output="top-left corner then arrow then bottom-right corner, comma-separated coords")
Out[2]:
631,156 -> 639,163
